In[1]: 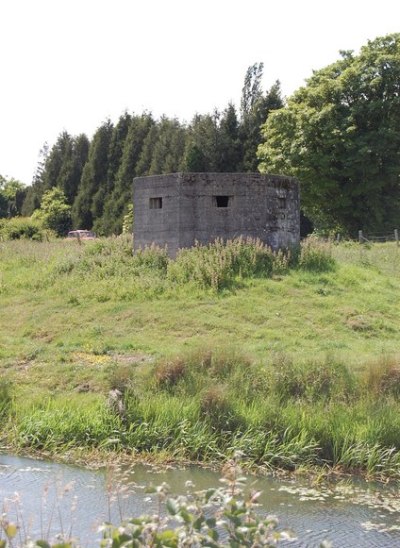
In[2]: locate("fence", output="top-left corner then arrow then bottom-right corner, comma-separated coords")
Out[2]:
358,229 -> 399,246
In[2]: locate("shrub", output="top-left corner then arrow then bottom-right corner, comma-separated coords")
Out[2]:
108,363 -> 137,394
0,217 -> 46,241
132,244 -> 169,274
34,188 -> 72,236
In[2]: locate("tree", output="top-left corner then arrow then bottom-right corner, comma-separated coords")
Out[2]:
90,113 -> 132,235
240,62 -> 264,117
99,113 -> 154,234
0,175 -> 8,217
0,175 -> 26,218
148,116 -> 186,174
216,103 -> 242,172
35,188 -> 72,236
72,120 -> 114,229
240,64 -> 284,171
21,133 -> 89,217
258,33 -> 400,235
58,133 -> 90,205
182,112 -> 220,171
21,143 -> 49,216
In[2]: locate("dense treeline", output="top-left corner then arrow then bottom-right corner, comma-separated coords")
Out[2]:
20,64 -> 282,235
2,33 -> 400,237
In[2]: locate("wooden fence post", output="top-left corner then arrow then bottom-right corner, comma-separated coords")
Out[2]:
358,230 -> 363,244
395,229 -> 399,247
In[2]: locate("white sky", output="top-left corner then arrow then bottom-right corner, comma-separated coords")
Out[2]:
1,0 -> 399,185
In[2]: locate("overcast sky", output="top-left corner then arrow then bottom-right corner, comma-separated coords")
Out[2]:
1,0 -> 399,185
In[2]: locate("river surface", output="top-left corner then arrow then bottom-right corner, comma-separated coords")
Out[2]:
1,454 -> 400,547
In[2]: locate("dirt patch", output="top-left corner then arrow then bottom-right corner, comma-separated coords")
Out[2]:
109,352 -> 153,365
346,315 -> 372,332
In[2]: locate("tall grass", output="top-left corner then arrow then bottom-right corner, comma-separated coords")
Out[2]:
1,234 -> 330,299
6,349 -> 400,478
167,237 -> 290,291
3,236 -> 400,477
298,236 -> 336,272
0,378 -> 13,419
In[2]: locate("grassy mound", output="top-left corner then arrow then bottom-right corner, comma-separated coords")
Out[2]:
1,236 -> 400,477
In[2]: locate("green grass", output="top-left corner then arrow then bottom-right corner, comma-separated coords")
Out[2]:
1,236 -> 400,477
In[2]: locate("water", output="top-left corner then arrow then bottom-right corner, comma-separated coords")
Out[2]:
1,454 -> 400,547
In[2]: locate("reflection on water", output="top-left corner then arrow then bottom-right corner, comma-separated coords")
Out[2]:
1,454 -> 400,547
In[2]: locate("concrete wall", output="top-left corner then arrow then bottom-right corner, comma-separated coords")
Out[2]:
133,172 -> 300,256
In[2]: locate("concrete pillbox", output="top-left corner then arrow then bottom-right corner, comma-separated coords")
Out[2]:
133,172 -> 300,256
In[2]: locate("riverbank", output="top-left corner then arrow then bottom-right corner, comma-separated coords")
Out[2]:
1,236 -> 400,478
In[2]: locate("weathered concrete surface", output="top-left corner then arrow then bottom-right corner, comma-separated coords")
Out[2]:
133,172 -> 300,256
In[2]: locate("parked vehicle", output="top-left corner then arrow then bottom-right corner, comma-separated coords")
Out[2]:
67,230 -> 96,240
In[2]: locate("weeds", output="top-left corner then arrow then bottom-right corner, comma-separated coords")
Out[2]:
167,237 -> 290,291
298,236 -> 336,272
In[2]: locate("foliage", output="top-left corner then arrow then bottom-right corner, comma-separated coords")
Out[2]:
258,33 -> 400,235
22,135 -> 89,219
100,458 -> 292,547
0,216 -> 45,241
34,188 -> 72,237
122,204 -> 133,234
240,63 -> 284,171
0,175 -> 26,218
72,121 -> 114,231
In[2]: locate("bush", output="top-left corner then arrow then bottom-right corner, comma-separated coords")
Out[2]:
0,217 -> 46,241
34,188 -> 72,237
133,244 -> 169,274
199,385 -> 244,431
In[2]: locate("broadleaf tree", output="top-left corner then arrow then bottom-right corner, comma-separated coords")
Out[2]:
258,33 -> 400,235
0,175 -> 26,218
35,187 -> 72,236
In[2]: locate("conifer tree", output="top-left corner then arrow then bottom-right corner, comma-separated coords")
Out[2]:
100,113 -> 154,234
72,120 -> 113,229
92,113 -> 132,234
217,103 -> 242,172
